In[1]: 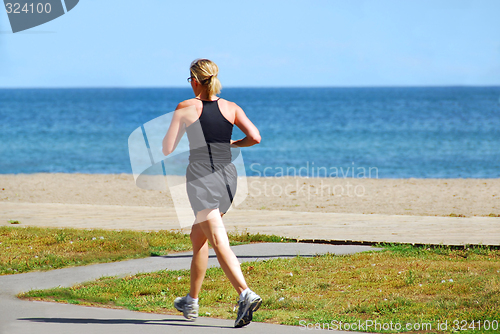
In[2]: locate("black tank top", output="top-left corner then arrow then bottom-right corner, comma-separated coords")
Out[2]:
186,99 -> 233,164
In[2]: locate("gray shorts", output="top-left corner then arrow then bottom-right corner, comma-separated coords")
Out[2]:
186,161 -> 237,216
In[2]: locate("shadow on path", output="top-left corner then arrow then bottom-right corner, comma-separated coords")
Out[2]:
158,254 -> 322,259
19,317 -> 229,329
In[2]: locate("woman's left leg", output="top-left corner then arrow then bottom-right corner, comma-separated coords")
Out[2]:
189,221 -> 209,299
174,220 -> 205,320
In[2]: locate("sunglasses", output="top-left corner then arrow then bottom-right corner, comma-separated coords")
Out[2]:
187,77 -> 194,83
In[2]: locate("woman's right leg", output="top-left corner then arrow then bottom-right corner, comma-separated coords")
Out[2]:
196,208 -> 248,295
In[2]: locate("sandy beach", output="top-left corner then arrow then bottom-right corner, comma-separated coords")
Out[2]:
1,173 -> 499,217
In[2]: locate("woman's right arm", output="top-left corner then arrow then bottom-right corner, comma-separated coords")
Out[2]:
231,103 -> 261,147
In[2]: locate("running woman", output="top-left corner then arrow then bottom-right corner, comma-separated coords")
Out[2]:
162,58 -> 262,328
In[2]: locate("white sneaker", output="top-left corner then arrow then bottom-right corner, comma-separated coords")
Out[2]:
174,295 -> 199,320
234,290 -> 262,328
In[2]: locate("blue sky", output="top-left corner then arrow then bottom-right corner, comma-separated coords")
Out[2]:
1,0 -> 499,88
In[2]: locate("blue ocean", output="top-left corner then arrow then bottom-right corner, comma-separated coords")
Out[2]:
1,87 -> 499,178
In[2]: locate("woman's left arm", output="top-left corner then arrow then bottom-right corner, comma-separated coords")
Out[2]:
162,103 -> 187,156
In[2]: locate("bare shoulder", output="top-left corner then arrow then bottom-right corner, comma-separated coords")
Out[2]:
173,99 -> 200,126
176,98 -> 198,111
218,98 -> 241,112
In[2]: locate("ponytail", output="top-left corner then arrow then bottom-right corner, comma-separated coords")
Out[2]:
207,75 -> 222,98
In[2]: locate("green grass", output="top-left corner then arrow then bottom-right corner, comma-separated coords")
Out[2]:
18,244 -> 500,333
448,213 -> 466,218
0,226 -> 291,275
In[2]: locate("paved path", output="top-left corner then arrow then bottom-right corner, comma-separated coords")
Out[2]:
0,243 -> 381,334
1,202 -> 499,245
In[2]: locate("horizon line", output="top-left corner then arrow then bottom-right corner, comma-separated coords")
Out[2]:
1,84 -> 500,90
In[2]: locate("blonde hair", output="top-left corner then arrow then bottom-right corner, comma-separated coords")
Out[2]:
190,59 -> 222,98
